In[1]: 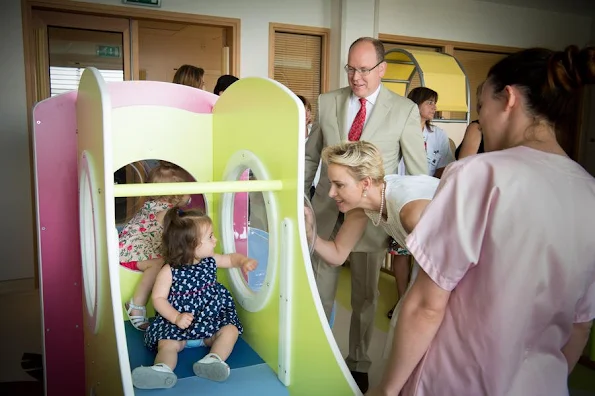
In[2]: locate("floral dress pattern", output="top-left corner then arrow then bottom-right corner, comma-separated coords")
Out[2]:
144,257 -> 243,351
119,200 -> 172,266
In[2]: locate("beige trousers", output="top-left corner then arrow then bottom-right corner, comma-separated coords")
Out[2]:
311,218 -> 385,373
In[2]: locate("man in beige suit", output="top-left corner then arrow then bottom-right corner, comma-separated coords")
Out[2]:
304,37 -> 428,393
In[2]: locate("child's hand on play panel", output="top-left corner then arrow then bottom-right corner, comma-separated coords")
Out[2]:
175,312 -> 194,330
241,258 -> 258,277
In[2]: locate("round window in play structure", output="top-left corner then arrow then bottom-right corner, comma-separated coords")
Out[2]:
114,160 -> 207,232
220,151 -> 278,313
79,152 -> 100,334
243,175 -> 269,292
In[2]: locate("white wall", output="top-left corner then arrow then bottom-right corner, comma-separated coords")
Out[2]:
0,0 -> 35,281
1,0 -> 594,282
379,0 -> 592,49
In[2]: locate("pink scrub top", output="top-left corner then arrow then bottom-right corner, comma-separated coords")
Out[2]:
404,146 -> 595,396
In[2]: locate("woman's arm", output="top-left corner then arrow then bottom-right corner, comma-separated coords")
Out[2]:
374,270 -> 450,394
433,130 -> 456,179
562,321 -> 593,373
311,209 -> 368,266
457,122 -> 482,159
399,199 -> 431,234
152,264 -> 180,324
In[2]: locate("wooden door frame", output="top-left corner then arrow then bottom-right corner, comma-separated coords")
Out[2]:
21,0 -> 241,285
33,9 -> 133,94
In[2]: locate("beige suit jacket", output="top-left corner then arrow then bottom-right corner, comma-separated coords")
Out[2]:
304,85 -> 428,252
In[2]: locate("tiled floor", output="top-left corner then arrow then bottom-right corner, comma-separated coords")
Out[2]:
332,302 -> 388,389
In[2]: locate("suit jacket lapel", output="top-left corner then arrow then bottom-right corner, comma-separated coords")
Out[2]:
335,88 -> 350,141
360,86 -> 393,141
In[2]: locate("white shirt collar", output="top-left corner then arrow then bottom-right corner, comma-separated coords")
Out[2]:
350,84 -> 382,105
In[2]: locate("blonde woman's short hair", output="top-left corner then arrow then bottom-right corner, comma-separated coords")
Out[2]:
321,141 -> 385,184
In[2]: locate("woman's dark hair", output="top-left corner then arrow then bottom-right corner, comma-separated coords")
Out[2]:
407,87 -> 438,129
213,74 -> 239,95
296,94 -> 312,112
162,208 -> 212,267
486,45 -> 595,151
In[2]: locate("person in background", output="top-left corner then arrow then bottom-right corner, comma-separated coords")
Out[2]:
297,94 -> 313,139
387,86 -> 454,319
455,84 -> 485,159
119,163 -> 191,331
214,74 -> 239,95
368,45 -> 595,396
297,94 -> 318,198
172,65 -> 205,90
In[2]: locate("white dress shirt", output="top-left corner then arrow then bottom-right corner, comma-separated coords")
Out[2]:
346,84 -> 382,133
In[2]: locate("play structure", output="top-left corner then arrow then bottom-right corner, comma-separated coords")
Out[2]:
381,48 -> 470,145
33,69 -> 360,395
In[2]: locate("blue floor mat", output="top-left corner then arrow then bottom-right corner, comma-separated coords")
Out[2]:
133,364 -> 289,395
125,322 -> 288,395
125,321 -> 264,379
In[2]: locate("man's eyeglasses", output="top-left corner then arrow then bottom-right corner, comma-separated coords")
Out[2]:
344,60 -> 383,76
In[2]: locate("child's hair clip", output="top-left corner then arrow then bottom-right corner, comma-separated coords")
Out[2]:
177,208 -> 184,216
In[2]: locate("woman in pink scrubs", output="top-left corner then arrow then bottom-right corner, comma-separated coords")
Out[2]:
368,46 -> 595,396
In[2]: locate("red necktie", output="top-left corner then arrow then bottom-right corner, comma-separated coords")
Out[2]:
348,98 -> 367,141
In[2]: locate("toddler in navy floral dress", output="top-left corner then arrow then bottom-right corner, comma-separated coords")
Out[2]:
131,208 -> 257,389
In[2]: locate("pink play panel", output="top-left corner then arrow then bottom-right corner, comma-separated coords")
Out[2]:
235,170 -> 249,281
108,80 -> 218,113
33,91 -> 85,396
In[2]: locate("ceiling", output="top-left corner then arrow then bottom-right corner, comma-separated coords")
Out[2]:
478,0 -> 595,16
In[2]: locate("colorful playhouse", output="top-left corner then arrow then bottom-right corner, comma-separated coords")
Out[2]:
33,68 -> 360,395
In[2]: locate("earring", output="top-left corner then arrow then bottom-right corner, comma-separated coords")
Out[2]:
363,189 -> 368,197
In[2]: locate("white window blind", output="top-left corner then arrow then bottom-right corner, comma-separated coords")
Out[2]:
49,66 -> 124,96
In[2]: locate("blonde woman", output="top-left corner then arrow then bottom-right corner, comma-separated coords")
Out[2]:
305,141 -> 438,320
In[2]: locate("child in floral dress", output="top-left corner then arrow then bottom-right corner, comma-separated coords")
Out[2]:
131,208 -> 257,389
119,163 -> 191,330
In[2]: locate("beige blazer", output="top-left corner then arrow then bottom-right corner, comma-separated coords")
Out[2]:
304,85 -> 428,252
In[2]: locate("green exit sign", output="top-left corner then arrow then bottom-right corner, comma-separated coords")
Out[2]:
122,0 -> 161,7
96,45 -> 121,58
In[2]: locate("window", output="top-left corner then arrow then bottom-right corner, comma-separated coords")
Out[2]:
270,24 -> 330,121
50,66 -> 124,96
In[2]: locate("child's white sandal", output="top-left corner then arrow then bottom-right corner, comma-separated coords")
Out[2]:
125,299 -> 149,331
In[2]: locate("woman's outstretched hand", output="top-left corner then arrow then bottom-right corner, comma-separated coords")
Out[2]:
304,205 -> 315,242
